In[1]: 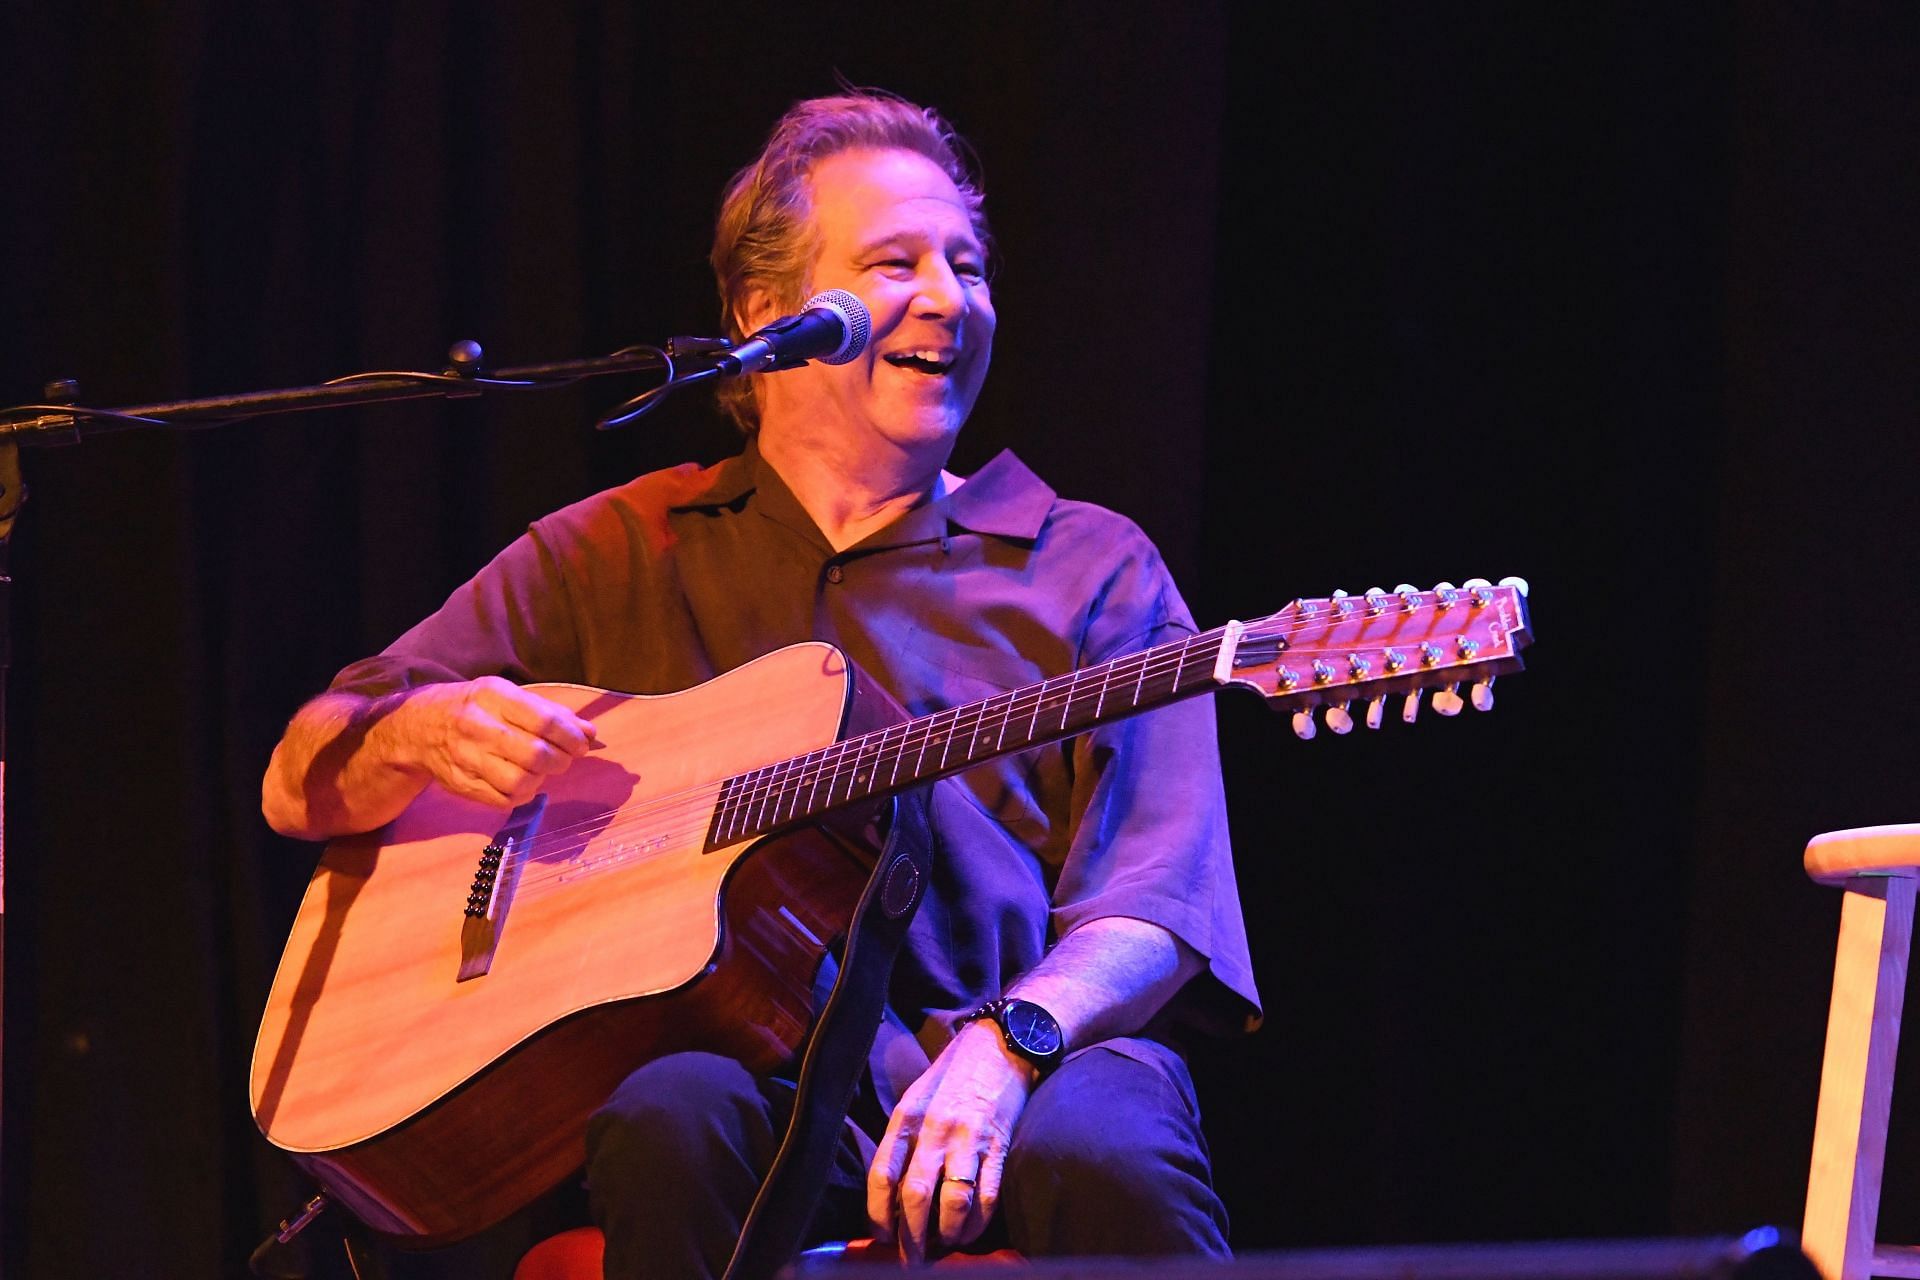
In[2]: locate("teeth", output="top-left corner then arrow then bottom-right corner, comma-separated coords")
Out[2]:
887,349 -> 955,366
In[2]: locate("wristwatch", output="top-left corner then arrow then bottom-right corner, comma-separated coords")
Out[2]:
966,996 -> 1067,1076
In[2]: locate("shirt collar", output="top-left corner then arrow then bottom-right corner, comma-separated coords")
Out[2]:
667,438 -> 1057,547
942,449 -> 1055,541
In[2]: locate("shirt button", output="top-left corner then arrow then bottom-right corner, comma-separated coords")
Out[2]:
825,564 -> 844,584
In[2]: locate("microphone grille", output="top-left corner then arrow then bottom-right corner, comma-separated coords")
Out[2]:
804,289 -> 872,364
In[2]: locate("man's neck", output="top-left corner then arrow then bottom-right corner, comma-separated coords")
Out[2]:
757,427 -> 956,552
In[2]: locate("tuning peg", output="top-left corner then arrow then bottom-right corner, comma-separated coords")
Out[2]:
1402,688 -> 1423,723
1433,581 -> 1460,609
1364,587 -> 1388,615
1291,709 -> 1317,740
1470,678 -> 1496,711
1325,702 -> 1354,735
1365,695 -> 1386,730
1433,683 -> 1465,716
1462,577 -> 1491,589
1498,575 -> 1530,597
1331,588 -> 1355,616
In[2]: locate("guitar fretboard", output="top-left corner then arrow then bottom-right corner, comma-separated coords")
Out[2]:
706,628 -> 1231,848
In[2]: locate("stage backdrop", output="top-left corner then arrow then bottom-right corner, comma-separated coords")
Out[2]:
2,4 -> 1915,1277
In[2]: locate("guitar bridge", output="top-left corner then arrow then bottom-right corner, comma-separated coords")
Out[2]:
456,795 -> 547,981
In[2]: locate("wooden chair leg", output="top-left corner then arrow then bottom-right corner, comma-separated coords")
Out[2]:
1804,875 -> 1914,1280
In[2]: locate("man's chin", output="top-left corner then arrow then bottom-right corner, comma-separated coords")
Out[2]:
875,408 -> 970,453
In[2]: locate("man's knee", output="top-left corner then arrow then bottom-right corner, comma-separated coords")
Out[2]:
587,1051 -> 770,1176
1001,1045 -> 1227,1255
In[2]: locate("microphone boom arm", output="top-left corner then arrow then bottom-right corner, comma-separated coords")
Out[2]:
0,335 -> 740,447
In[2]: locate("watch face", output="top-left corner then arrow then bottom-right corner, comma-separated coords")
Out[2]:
1004,1000 -> 1063,1057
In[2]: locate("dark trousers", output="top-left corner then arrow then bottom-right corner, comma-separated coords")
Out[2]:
585,1045 -> 1230,1280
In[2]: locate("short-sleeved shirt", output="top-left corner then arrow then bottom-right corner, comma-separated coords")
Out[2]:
328,440 -> 1261,1107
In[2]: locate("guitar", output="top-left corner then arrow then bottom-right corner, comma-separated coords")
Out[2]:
251,578 -> 1532,1244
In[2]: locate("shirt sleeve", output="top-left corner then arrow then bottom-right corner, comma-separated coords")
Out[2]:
325,525 -> 586,698
1046,522 -> 1263,1029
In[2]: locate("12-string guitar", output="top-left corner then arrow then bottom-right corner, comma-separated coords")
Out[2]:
252,578 -> 1532,1244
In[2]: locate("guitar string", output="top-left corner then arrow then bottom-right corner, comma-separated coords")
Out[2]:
468,598 -> 1496,882
478,602 -> 1505,905
487,627 -> 1226,857
487,596 -> 1462,857
480,639 -> 1228,903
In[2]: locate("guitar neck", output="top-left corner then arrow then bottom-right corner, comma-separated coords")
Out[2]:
707,629 -> 1229,848
704,579 -> 1533,849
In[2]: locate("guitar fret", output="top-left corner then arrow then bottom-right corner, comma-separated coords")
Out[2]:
734,774 -> 758,841
748,764 -> 780,835
839,745 -> 867,803
713,777 -> 739,843
723,769 -> 751,842
808,747 -> 833,810
934,706 -> 963,771
773,750 -> 812,826
1026,677 -> 1050,743
877,723 -> 907,789
823,743 -> 852,807
943,704 -> 973,768
959,695 -> 996,762
1092,660 -> 1116,719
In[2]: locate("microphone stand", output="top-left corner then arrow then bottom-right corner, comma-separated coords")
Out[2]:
0,330 -> 734,1275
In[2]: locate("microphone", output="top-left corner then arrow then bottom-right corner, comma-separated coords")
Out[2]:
715,289 -> 871,377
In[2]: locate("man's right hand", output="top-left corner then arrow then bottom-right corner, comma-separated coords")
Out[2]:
395,677 -> 598,809
262,677 -> 598,841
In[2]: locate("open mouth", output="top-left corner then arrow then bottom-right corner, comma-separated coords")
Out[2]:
883,350 -> 957,377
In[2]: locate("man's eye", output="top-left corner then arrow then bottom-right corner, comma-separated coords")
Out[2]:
955,263 -> 986,282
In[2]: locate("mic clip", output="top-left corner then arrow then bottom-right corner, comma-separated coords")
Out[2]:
665,335 -> 733,362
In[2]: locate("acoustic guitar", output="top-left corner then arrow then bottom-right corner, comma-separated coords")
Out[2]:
251,579 -> 1532,1244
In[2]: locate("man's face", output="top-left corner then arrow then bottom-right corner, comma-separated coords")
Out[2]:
752,147 -> 995,461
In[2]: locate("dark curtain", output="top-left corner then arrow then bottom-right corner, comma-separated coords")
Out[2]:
1,4 -> 1912,1277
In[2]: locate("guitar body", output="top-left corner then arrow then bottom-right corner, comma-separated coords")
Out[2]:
250,642 -> 891,1245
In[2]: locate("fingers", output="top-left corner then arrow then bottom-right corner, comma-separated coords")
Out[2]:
408,679 -> 598,808
490,682 -> 598,756
896,1125 -> 951,1262
868,1027 -> 1033,1257
935,1154 -> 983,1251
871,1117 -> 992,1258
960,1140 -> 1008,1246
866,1107 -> 916,1244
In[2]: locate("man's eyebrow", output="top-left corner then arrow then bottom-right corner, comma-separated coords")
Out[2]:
852,228 -> 985,258
852,230 -> 918,256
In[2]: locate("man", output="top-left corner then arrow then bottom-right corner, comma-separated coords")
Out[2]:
263,90 -> 1259,1278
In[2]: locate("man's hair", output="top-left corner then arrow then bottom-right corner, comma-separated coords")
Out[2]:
710,88 -> 990,433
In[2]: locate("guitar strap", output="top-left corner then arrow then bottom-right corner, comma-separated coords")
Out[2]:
720,788 -> 934,1280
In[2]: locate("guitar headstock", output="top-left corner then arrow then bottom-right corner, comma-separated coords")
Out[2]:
1220,577 -> 1532,738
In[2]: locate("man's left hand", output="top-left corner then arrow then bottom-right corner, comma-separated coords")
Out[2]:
866,1019 -> 1037,1260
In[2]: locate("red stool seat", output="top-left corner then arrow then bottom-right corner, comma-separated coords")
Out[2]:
514,1226 -> 604,1280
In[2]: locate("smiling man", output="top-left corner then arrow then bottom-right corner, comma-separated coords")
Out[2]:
262,90 -> 1259,1279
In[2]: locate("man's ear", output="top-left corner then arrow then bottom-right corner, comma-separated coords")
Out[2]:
737,285 -> 782,336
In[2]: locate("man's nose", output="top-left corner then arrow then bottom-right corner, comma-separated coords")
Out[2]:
913,260 -> 966,318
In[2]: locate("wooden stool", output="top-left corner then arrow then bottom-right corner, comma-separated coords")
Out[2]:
1803,824 -> 1920,1280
